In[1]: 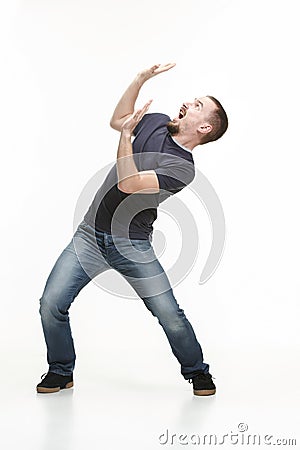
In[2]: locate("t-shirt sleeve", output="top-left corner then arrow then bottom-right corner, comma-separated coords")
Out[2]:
153,154 -> 195,194
133,112 -> 171,136
132,112 -> 195,194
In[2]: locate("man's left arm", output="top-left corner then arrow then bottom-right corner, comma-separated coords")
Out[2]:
116,100 -> 160,194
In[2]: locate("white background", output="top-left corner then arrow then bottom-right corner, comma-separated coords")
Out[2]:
1,1 -> 299,449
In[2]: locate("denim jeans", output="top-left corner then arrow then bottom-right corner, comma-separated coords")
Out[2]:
38,220 -> 209,379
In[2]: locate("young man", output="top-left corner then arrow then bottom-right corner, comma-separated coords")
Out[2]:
36,63 -> 228,396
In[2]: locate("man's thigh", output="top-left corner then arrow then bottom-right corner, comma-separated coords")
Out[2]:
106,237 -> 173,300
40,227 -> 110,311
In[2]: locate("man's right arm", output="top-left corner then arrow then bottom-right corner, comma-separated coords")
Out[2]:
109,63 -> 176,132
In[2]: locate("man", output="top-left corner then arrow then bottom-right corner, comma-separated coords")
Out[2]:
36,63 -> 228,396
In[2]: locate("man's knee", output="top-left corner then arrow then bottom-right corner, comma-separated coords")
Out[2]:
39,292 -> 71,321
158,307 -> 187,332
143,295 -> 186,331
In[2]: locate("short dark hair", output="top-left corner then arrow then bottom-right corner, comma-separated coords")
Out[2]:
200,96 -> 228,144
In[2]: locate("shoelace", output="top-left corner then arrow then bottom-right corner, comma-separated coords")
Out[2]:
40,372 -> 47,380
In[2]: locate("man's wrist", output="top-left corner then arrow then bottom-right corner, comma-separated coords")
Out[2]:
120,129 -> 132,140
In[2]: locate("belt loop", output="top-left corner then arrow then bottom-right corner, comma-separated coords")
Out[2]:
104,233 -> 109,247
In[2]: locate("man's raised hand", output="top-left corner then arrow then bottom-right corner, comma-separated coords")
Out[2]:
121,100 -> 153,136
137,63 -> 176,84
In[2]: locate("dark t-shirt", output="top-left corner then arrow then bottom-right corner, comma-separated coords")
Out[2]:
83,113 -> 195,239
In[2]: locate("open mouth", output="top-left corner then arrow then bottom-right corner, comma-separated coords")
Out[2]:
178,106 -> 187,119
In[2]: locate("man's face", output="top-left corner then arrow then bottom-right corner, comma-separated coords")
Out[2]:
168,96 -> 217,136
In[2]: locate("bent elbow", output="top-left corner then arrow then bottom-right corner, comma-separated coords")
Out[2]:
117,181 -> 132,194
109,119 -> 119,131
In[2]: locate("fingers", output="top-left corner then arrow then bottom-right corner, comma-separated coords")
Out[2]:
143,99 -> 153,110
148,62 -> 176,76
138,62 -> 176,82
133,100 -> 153,121
161,62 -> 176,70
150,64 -> 161,71
122,99 -> 153,134
154,62 -> 176,73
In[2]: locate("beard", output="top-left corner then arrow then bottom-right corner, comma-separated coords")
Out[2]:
166,120 -> 180,136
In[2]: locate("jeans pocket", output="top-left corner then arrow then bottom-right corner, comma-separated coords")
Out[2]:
80,220 -> 90,229
130,239 -> 151,250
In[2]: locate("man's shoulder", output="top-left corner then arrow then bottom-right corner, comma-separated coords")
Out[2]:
141,112 -> 170,121
133,113 -> 170,136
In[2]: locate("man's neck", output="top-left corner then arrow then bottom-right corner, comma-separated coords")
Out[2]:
170,136 -> 193,153
170,134 -> 199,151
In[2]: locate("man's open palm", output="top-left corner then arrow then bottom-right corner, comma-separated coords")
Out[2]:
121,100 -> 153,135
138,63 -> 176,83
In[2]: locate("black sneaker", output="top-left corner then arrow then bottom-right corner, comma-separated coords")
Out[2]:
188,372 -> 216,396
36,371 -> 74,393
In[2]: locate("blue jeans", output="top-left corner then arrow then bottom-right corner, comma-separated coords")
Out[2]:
38,220 -> 209,379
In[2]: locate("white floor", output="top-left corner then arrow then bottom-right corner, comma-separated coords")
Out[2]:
1,275 -> 300,450
1,343 -> 299,450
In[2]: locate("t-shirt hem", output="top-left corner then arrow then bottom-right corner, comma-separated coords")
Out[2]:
83,216 -> 151,240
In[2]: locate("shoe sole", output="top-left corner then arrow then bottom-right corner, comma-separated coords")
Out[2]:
36,381 -> 74,393
193,388 -> 216,396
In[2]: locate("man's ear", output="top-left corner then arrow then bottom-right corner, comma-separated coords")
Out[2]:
197,122 -> 213,135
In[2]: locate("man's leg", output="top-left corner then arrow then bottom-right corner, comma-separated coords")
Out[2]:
105,236 -> 209,380
38,221 -> 111,375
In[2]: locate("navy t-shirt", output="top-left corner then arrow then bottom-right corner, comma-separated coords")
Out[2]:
83,113 -> 195,239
